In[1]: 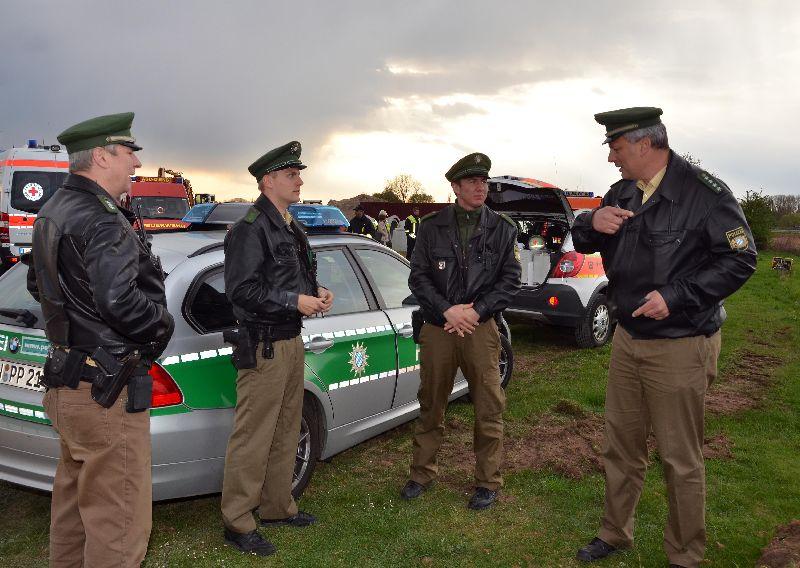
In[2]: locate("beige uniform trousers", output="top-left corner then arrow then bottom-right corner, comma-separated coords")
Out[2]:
598,326 -> 721,568
410,319 -> 505,490
221,337 -> 304,533
42,381 -> 152,568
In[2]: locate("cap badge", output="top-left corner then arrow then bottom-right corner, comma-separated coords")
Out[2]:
473,154 -> 481,164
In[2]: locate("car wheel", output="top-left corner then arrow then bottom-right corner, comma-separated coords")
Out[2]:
499,332 -> 514,389
575,293 -> 612,348
291,396 -> 322,498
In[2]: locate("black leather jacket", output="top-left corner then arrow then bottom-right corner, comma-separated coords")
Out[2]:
571,151 -> 757,339
27,174 -> 174,357
224,194 -> 318,331
409,204 -> 521,326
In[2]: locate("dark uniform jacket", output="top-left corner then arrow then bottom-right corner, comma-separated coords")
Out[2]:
348,214 -> 376,238
409,204 -> 521,326
27,174 -> 174,358
571,151 -> 757,339
224,194 -> 318,333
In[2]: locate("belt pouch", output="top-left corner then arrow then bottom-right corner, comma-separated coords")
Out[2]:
42,348 -> 68,388
126,371 -> 153,413
411,309 -> 425,344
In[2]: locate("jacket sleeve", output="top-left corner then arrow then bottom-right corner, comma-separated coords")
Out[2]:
83,220 -> 174,345
473,223 -> 522,320
408,220 -> 452,317
571,190 -> 617,253
658,192 -> 757,312
224,223 -> 300,316
26,250 -> 40,303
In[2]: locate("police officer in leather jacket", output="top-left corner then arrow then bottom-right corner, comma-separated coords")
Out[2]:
27,112 -> 174,567
220,141 -> 333,557
401,152 -> 520,512
572,107 -> 756,567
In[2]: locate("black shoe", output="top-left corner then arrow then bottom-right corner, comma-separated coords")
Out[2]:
467,487 -> 497,510
400,480 -> 428,500
576,537 -> 618,562
260,510 -> 317,528
223,528 -> 276,556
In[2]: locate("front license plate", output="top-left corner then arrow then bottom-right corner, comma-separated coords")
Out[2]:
0,359 -> 45,392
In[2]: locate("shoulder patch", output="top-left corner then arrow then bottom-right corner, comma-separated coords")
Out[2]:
243,206 -> 260,224
698,171 -> 730,194
96,194 -> 119,213
499,213 -> 517,230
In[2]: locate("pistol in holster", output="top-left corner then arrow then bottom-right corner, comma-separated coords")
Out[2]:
411,309 -> 425,344
90,347 -> 142,409
223,326 -> 258,369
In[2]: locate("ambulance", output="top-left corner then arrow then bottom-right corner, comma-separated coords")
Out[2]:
0,141 -> 68,273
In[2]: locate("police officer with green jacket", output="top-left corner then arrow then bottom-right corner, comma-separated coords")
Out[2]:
221,141 -> 334,556
400,152 -> 521,510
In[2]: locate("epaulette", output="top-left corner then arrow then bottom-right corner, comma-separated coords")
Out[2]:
698,171 -> 730,194
499,212 -> 517,230
243,206 -> 261,224
96,194 -> 119,213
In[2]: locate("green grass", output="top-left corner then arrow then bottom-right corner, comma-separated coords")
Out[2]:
1,250 -> 798,567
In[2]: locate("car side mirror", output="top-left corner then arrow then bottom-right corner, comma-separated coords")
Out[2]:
402,294 -> 419,306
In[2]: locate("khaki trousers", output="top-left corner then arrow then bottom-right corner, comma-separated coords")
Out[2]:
221,337 -> 304,533
410,320 -> 505,490
598,326 -> 721,568
42,381 -> 152,568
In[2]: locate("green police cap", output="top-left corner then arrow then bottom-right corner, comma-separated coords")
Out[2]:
248,141 -> 307,179
57,112 -> 142,153
445,152 -> 491,182
594,107 -> 663,144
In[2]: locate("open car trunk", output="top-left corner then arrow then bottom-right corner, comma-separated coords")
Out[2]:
486,176 -> 574,289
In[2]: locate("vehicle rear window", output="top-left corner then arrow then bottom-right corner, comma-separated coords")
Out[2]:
186,268 -> 236,333
131,196 -> 190,219
0,264 -> 44,328
10,171 -> 68,214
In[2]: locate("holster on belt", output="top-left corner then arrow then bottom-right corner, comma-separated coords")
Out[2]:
411,309 -> 425,344
223,326 -> 257,370
42,347 -> 87,389
89,346 -> 141,409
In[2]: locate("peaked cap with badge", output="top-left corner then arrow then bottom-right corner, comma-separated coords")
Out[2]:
445,152 -> 491,182
57,112 -> 142,153
248,141 -> 307,180
594,107 -> 663,144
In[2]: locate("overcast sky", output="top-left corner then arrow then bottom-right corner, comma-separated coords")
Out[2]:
2,1 -> 798,202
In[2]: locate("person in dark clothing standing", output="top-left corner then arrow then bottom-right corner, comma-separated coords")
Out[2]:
404,206 -> 421,259
221,141 -> 333,557
400,152 -> 521,511
572,107 -> 756,568
348,204 -> 377,238
28,112 -> 174,567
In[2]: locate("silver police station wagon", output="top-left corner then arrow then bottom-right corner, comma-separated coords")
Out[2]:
0,220 -> 513,500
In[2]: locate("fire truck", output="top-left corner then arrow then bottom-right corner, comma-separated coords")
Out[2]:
0,140 -> 68,273
122,167 -> 195,231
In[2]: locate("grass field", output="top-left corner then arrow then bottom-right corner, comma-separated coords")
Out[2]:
1,250 -> 798,567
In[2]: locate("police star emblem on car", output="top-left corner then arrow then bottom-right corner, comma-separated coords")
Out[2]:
349,342 -> 369,376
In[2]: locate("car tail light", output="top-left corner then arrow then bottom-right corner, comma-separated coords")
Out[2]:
548,296 -> 559,307
552,251 -> 585,278
149,362 -> 183,408
0,213 -> 9,244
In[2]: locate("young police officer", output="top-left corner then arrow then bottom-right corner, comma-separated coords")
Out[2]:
572,108 -> 756,567
28,112 -> 174,566
221,141 -> 333,556
401,153 -> 521,510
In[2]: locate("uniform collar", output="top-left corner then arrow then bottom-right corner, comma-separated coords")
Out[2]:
254,193 -> 291,229
611,150 -> 686,207
64,173 -> 119,203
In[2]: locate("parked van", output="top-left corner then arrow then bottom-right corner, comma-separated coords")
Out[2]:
0,141 -> 68,273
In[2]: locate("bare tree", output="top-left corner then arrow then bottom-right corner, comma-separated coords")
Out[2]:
382,174 -> 424,202
770,194 -> 800,216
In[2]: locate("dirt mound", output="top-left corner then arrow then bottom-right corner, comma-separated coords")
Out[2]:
757,520 -> 800,567
706,350 -> 783,414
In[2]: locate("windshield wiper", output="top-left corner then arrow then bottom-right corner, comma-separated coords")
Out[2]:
0,308 -> 38,328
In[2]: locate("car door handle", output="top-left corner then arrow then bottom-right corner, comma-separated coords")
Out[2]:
397,323 -> 414,339
304,336 -> 334,354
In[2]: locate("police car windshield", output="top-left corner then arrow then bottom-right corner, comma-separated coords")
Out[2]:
10,171 -> 68,214
131,196 -> 190,219
0,264 -> 43,329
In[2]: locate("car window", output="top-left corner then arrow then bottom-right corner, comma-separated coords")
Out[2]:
353,248 -> 410,309
315,249 -> 369,316
187,268 -> 236,333
0,264 -> 44,328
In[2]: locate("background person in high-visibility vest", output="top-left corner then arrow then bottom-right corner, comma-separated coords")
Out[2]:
404,206 -> 420,259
